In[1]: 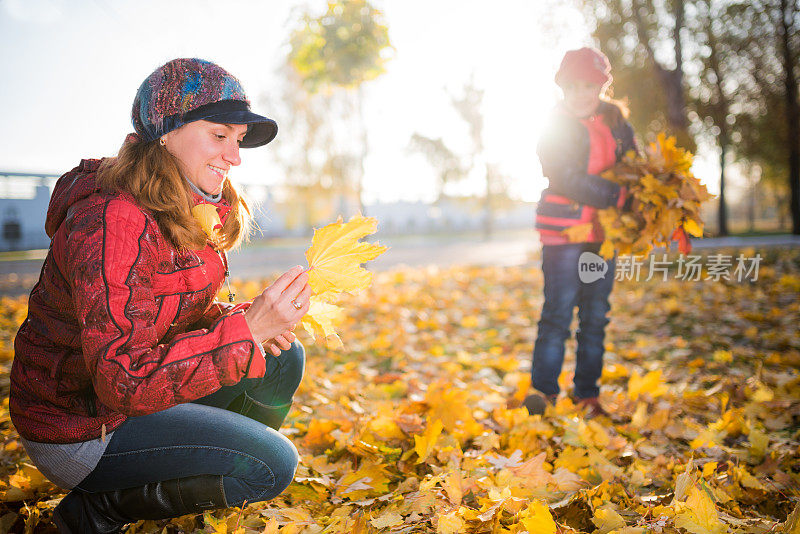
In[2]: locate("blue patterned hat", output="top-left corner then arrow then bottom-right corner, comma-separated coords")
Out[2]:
131,58 -> 277,148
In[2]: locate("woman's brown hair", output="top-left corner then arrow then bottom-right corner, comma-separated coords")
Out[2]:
96,139 -> 251,252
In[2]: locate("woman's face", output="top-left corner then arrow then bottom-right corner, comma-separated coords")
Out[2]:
562,80 -> 605,118
162,120 -> 248,196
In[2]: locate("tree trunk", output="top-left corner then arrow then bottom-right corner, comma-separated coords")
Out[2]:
779,0 -> 800,234
773,187 -> 788,230
484,162 -> 493,240
706,17 -> 730,236
718,145 -> 729,236
668,0 -> 688,130
631,0 -> 689,133
748,170 -> 757,233
357,87 -> 367,216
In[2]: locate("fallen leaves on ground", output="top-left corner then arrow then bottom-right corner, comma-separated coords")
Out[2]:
0,247 -> 798,532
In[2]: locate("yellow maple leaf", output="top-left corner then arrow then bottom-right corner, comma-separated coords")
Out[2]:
631,402 -> 648,429
578,420 -> 611,448
736,466 -> 767,491
628,370 -> 668,400
300,295 -> 344,348
561,222 -> 594,243
305,214 -> 387,295
674,486 -> 726,534
367,413 -> 406,442
191,204 -> 223,243
748,427 -> 769,460
712,350 -> 733,363
511,452 -> 554,488
301,215 -> 386,348
654,132 -> 694,173
587,447 -> 623,480
423,381 -> 484,441
279,507 -> 315,523
260,518 -> 279,534
203,512 -> 228,534
592,505 -> 626,534
369,511 -> 404,529
750,383 -> 774,402
701,462 -> 718,479
441,470 -> 463,505
674,459 -> 696,502
554,446 -> 590,472
689,426 -> 721,450
414,419 -> 443,464
520,500 -> 557,534
335,463 -> 390,500
598,239 -> 616,260
302,419 -> 339,451
641,174 -> 677,200
436,509 -> 464,534
683,218 -> 704,237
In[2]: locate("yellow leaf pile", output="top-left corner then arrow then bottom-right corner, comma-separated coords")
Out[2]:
583,133 -> 713,259
301,214 -> 387,348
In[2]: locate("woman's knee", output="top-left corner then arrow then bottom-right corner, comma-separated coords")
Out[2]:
227,433 -> 299,505
270,433 -> 300,493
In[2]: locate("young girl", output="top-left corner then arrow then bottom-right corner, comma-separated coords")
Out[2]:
525,47 -> 637,417
11,58 -> 311,532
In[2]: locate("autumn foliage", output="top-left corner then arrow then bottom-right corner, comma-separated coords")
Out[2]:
0,248 -> 799,533
302,214 -> 387,348
564,134 -> 713,259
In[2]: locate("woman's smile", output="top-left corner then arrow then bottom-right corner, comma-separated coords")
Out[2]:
162,120 -> 247,195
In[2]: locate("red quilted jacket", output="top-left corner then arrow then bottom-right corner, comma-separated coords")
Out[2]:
10,159 -> 265,444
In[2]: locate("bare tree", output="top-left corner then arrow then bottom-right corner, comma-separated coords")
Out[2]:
407,133 -> 466,203
288,0 -> 392,216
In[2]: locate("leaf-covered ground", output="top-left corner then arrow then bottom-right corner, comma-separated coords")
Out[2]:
0,246 -> 798,533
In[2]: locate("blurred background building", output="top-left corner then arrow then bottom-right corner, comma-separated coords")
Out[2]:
0,172 -> 58,251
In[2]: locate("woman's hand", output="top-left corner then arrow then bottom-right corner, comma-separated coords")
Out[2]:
264,330 -> 296,357
244,266 -> 311,348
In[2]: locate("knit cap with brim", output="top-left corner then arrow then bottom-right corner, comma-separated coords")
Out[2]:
131,58 -> 277,148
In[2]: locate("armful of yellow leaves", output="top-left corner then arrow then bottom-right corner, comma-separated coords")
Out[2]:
563,133 -> 713,259
301,214 -> 387,348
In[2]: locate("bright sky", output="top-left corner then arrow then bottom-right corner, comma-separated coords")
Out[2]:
0,0 -> 721,204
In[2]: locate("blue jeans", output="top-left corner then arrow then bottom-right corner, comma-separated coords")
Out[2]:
531,243 -> 615,399
75,341 -> 305,507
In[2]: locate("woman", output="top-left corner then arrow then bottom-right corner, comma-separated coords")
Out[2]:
524,48 -> 637,417
10,58 -> 311,532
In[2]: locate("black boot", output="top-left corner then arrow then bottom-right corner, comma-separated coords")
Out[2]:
228,392 -> 292,430
52,474 -> 227,534
523,393 -> 558,415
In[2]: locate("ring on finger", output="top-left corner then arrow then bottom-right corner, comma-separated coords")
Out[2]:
291,300 -> 303,310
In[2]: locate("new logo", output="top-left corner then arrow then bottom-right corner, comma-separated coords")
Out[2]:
578,251 -> 609,283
